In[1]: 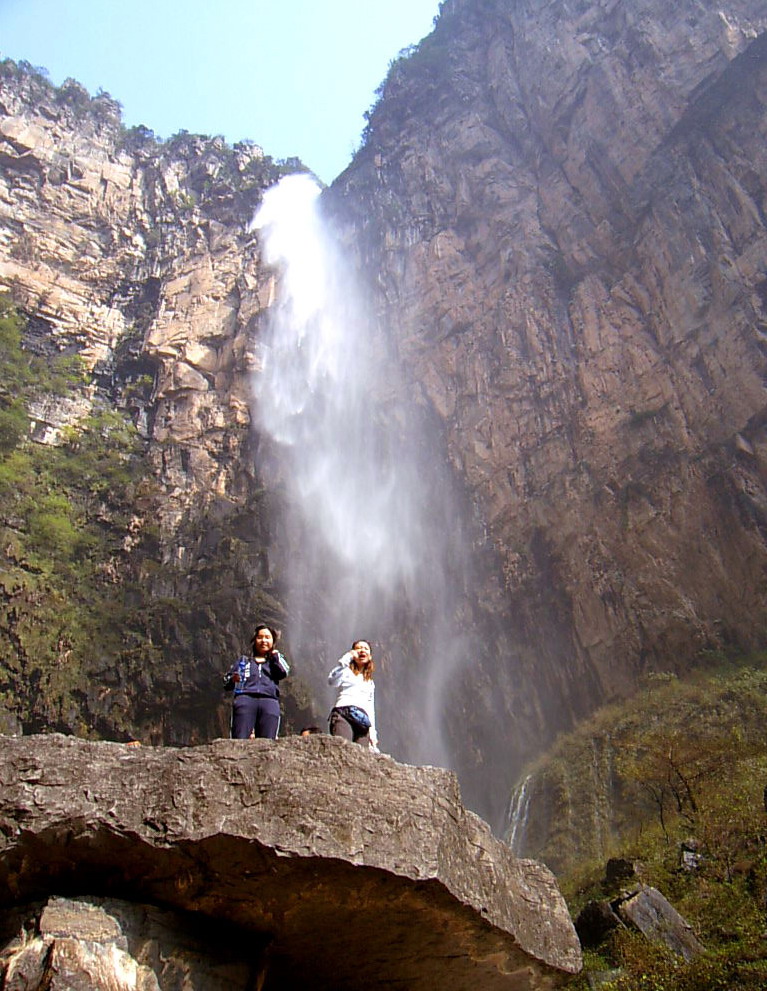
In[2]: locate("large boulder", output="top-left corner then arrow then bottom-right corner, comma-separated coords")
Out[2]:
616,886 -> 705,962
0,733 -> 581,989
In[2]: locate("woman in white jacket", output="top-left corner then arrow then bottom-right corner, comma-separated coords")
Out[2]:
327,639 -> 379,751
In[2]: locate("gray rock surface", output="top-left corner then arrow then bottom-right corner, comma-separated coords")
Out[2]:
616,886 -> 705,962
0,733 -> 581,989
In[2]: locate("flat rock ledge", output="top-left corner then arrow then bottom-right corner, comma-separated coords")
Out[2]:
0,734 -> 580,989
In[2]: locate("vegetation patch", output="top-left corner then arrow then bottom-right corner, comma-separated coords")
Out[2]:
0,295 -> 153,736
521,655 -> 767,989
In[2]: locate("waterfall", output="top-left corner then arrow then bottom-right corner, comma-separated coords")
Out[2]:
505,774 -> 533,855
250,174 -> 474,770
251,175 -> 421,590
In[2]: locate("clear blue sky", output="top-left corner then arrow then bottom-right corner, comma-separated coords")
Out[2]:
1,0 -> 441,183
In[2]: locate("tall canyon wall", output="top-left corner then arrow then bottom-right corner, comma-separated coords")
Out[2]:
0,67 -> 299,745
1,0 -> 767,827
328,0 -> 767,817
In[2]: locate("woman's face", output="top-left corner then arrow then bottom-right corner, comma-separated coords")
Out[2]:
353,641 -> 371,664
254,628 -> 274,656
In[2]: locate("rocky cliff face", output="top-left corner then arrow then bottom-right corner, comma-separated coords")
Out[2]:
328,0 -> 767,815
1,0 -> 767,831
0,65 -> 309,745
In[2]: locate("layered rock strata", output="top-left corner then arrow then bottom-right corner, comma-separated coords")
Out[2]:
0,69 -> 267,528
0,733 -> 581,990
0,66 -> 300,745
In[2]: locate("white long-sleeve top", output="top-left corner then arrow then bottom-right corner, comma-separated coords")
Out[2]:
328,651 -> 378,747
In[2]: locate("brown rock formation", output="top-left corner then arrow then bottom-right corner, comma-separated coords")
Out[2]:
0,69 -> 265,530
327,0 -> 767,813
0,65 -> 302,746
0,896 -> 255,990
0,733 -> 581,989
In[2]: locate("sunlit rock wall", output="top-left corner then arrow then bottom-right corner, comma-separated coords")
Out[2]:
0,69 -> 263,528
0,65 -> 297,743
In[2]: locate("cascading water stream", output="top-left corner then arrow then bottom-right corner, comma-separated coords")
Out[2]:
250,174 -> 474,771
252,175 -> 420,590
505,774 -> 533,855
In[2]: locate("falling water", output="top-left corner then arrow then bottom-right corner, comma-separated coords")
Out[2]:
250,174 -> 474,770
252,175 -> 421,589
505,774 -> 533,855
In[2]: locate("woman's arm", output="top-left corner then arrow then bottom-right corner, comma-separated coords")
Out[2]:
327,651 -> 354,685
271,651 -> 290,680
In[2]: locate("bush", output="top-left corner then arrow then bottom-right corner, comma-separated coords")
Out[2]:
0,403 -> 29,453
0,298 -> 155,736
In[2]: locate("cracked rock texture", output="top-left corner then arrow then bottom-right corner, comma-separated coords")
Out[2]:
0,734 -> 580,990
0,67 -> 299,752
0,72 -> 266,531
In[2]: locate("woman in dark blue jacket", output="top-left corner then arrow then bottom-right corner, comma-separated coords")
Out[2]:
223,625 -> 290,739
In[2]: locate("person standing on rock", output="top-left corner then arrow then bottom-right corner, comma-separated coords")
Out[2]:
328,640 -> 379,752
223,625 -> 290,739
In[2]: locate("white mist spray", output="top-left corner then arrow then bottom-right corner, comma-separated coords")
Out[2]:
251,174 -> 471,769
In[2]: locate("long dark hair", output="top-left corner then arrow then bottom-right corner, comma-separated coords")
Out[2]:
350,639 -> 375,681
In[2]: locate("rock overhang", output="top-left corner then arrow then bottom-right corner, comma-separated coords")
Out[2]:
0,733 -> 580,989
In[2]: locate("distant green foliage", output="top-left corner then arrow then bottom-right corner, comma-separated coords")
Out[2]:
0,57 -> 308,199
173,190 -> 197,212
0,58 -> 53,100
542,657 -> 767,990
0,295 -> 151,734
55,77 -> 91,111
0,404 -> 28,454
119,124 -> 158,151
0,59 -> 121,129
514,657 -> 767,874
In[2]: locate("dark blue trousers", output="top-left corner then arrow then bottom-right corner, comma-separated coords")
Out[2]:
231,695 -> 281,739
